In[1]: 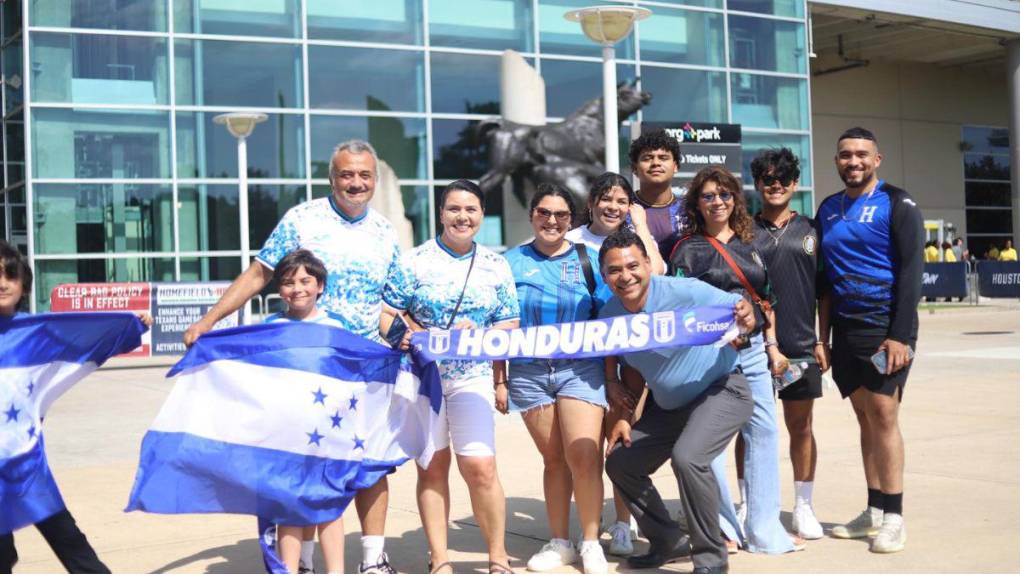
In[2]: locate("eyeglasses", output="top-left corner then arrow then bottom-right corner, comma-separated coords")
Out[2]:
759,174 -> 794,187
699,191 -> 734,203
534,207 -> 572,222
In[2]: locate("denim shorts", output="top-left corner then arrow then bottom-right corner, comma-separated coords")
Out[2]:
507,359 -> 608,412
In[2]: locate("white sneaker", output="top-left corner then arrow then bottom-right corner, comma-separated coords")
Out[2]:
831,508 -> 882,539
526,540 -> 577,572
870,514 -> 906,553
792,504 -> 824,540
579,542 -> 608,574
735,501 -> 747,528
606,522 -> 634,556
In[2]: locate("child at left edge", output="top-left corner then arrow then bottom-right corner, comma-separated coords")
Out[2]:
264,248 -> 347,574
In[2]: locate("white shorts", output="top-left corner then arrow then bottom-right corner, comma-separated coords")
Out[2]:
430,375 -> 496,458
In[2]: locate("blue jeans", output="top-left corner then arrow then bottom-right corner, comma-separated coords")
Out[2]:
714,334 -> 793,553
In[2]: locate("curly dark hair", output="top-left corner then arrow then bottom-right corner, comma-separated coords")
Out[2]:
683,166 -> 754,243
750,147 -> 800,186
628,129 -> 680,167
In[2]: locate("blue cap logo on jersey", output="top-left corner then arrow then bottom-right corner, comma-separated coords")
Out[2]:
652,311 -> 676,343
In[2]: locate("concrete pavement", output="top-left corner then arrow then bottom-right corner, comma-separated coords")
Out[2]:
9,304 -> 1020,573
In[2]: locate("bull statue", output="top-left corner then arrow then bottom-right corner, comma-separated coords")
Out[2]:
477,79 -> 652,211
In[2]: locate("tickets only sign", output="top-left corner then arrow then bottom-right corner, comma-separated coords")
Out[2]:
51,282 -> 237,357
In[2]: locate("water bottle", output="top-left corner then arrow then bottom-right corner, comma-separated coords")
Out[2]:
773,361 -> 807,392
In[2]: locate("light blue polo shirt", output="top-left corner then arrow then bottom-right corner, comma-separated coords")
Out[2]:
599,275 -> 741,410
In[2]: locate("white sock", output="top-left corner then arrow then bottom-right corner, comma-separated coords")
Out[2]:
738,478 -> 747,505
550,537 -> 572,549
361,535 -> 385,566
300,540 -> 315,565
794,481 -> 814,507
579,539 -> 601,553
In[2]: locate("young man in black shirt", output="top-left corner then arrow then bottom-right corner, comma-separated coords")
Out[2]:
629,130 -> 688,261
750,148 -> 828,541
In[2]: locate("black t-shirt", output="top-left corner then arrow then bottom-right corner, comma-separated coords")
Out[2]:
752,213 -> 819,360
669,233 -> 772,335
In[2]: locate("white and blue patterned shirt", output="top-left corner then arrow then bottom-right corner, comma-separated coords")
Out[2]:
384,238 -> 519,382
256,197 -> 400,343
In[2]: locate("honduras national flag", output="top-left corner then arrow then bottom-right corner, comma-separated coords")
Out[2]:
1,312 -> 145,535
125,322 -> 443,541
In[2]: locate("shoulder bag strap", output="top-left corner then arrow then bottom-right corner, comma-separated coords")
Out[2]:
574,243 -> 598,320
703,235 -> 772,313
445,247 -> 477,329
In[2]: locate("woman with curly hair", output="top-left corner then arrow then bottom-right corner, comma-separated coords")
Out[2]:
667,166 -> 804,555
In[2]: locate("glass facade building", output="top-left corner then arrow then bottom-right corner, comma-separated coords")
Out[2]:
2,0 -> 813,311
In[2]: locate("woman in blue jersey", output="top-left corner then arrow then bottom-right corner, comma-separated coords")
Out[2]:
380,180 -> 519,574
502,184 -> 611,574
667,166 -> 802,555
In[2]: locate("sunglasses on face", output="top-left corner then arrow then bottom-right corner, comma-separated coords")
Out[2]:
759,174 -> 794,187
533,207 -> 572,222
699,191 -> 734,203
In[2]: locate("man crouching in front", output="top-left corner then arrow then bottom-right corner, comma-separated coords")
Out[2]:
599,228 -> 755,574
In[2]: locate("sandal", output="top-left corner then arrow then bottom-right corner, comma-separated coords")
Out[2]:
429,561 -> 454,574
488,561 -> 513,574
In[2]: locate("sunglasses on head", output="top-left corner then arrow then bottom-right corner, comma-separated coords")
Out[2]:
699,191 -> 734,203
759,174 -> 794,187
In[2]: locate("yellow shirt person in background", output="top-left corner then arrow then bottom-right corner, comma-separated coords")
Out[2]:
999,240 -> 1018,262
925,242 -> 940,262
942,242 -> 957,262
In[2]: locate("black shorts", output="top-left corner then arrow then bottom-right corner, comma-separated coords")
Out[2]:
777,362 -> 823,401
831,328 -> 914,400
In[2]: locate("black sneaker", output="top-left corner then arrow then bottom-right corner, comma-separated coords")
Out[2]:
360,552 -> 398,574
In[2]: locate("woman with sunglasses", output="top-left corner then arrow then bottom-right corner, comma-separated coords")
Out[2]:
667,166 -> 803,555
381,180 -> 519,574
502,184 -> 612,574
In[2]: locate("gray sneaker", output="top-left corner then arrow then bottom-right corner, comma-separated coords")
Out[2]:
870,514 -> 906,553
831,508 -> 882,539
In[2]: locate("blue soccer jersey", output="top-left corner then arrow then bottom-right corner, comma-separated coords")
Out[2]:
256,198 -> 401,343
384,238 -> 519,382
816,180 -> 924,341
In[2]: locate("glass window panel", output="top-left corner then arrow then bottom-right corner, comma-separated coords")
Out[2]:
962,126 -> 1010,155
249,184 -> 306,249
541,60 -> 636,119
35,257 -> 175,312
433,119 -> 491,180
966,209 -> 1014,234
731,73 -> 807,130
30,0 -> 166,32
32,108 -> 171,179
728,0 -> 804,18
174,0 -> 300,38
430,52 -> 504,115
965,181 -> 1012,208
966,236 -> 1013,261
307,0 -> 423,45
33,183 -> 174,255
640,0 -> 720,6
178,184 -> 239,251
176,112 -> 305,179
964,153 -> 1010,180
180,256 -> 242,282
30,33 -> 168,105
309,46 -> 425,112
639,7 -> 724,66
429,0 -> 533,51
5,117 -> 25,187
640,67 -> 727,123
3,0 -> 22,40
174,39 -> 302,108
728,15 -> 806,74
309,115 -> 426,180
740,132 -> 812,186
538,0 -> 634,58
4,38 -> 23,114
402,185 -> 432,246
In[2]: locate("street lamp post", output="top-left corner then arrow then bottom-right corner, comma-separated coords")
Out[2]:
565,6 -> 650,173
213,112 -> 267,324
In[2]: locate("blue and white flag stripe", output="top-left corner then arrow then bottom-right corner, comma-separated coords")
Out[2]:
127,321 -> 444,527
1,313 -> 145,535
411,305 -> 739,362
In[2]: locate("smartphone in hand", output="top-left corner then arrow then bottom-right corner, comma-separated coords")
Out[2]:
385,314 -> 410,349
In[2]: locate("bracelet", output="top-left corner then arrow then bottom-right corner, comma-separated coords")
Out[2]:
814,341 -> 830,347
764,339 -> 778,348
493,381 -> 507,387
